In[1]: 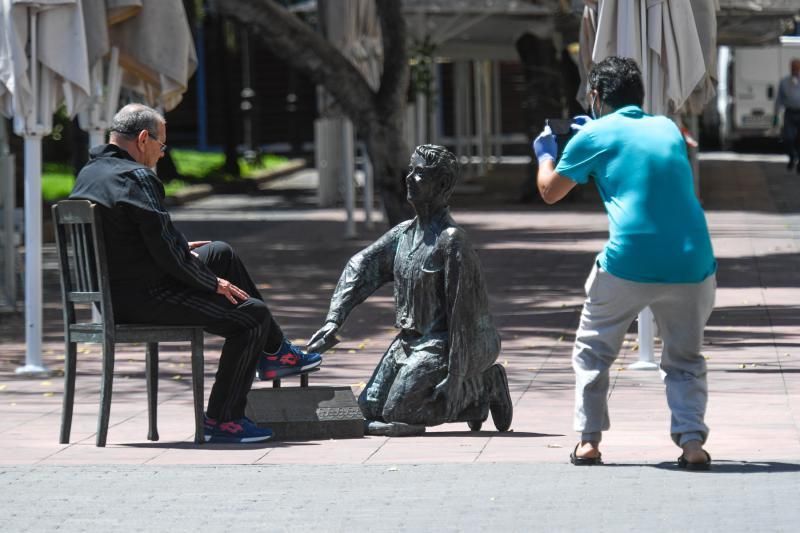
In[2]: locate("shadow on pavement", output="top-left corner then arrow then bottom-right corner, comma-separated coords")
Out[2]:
423,431 -> 564,438
120,440 -> 318,450
593,460 -> 800,473
649,460 -> 800,474
723,368 -> 800,374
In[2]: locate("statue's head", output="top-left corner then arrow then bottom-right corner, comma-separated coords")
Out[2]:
407,144 -> 460,206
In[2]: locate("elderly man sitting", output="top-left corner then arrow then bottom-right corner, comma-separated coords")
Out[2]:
70,103 -> 322,443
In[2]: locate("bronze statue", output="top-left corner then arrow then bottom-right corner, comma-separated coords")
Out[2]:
308,145 -> 512,436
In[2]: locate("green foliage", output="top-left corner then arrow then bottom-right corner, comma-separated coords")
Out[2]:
41,162 -> 75,202
409,36 -> 437,99
170,149 -> 289,181
194,0 -> 205,22
242,153 -> 290,176
170,149 -> 225,179
41,150 -> 292,202
163,180 -> 190,196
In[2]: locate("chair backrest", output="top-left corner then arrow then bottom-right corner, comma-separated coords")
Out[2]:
52,200 -> 115,331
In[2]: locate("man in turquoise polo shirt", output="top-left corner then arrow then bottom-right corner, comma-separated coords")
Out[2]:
533,56 -> 717,470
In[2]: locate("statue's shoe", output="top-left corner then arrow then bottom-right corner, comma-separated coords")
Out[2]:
464,403 -> 490,431
467,419 -> 483,431
365,420 -> 426,437
488,363 -> 513,432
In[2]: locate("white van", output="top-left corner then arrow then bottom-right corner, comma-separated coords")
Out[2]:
716,36 -> 800,149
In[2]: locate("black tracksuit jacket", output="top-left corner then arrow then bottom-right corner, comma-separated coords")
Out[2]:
70,144 -> 218,295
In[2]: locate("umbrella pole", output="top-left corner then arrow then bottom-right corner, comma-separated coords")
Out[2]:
0,119 -> 14,310
16,134 -> 47,375
341,119 -> 356,239
89,131 -> 105,149
360,143 -> 374,230
629,307 -> 659,370
0,135 -> 14,311
105,47 -> 121,128
16,9 -> 47,375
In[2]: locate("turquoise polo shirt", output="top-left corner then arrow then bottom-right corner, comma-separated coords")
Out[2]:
554,105 -> 716,283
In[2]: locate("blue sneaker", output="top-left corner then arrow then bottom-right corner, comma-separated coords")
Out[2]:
204,416 -> 273,443
257,339 -> 322,380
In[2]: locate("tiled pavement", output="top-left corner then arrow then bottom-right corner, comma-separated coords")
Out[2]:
1,153 -> 799,469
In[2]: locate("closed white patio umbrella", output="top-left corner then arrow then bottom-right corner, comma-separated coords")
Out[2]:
80,0 -> 195,149
108,0 -> 197,112
0,0 -> 91,374
591,0 -> 717,116
78,0 -> 136,148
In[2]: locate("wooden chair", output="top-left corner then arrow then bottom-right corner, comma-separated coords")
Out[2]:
52,200 -> 205,447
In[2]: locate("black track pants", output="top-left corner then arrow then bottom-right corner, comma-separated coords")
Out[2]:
113,241 -> 284,421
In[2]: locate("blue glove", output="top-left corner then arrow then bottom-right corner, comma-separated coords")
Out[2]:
571,114 -> 592,131
533,125 -> 557,164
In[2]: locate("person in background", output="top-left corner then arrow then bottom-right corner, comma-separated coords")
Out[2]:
70,103 -> 321,444
774,58 -> 800,172
533,56 -> 717,470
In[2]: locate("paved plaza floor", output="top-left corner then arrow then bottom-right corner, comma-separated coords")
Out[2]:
1,153 -> 799,531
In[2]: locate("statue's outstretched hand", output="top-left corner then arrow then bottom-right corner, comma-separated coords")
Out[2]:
307,321 -> 340,353
433,374 -> 464,421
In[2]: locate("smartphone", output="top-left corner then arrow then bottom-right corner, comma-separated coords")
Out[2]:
546,118 -> 573,136
545,118 -> 575,161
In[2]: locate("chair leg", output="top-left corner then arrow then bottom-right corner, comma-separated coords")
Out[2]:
146,343 -> 159,441
96,339 -> 115,447
301,373 -> 309,387
59,341 -> 78,444
191,329 -> 205,444
273,379 -> 281,388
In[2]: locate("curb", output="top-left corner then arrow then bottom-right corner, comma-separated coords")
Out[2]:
248,158 -> 307,186
166,158 -> 308,206
166,184 -> 213,206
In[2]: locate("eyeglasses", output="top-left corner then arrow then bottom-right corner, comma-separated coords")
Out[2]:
111,128 -> 166,153
147,133 -> 167,153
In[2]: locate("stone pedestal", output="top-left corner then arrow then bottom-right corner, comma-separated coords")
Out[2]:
245,386 -> 364,441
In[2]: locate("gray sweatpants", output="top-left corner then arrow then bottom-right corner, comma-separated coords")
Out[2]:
573,263 -> 716,447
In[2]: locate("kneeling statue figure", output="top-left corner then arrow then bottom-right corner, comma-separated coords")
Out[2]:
308,144 -> 512,436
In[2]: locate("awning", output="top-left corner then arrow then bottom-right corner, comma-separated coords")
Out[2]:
717,0 -> 799,46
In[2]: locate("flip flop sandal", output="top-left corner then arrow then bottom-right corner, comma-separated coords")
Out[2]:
570,443 -> 603,465
677,450 -> 712,471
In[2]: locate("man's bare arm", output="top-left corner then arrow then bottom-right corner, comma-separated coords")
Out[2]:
537,159 -> 578,204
